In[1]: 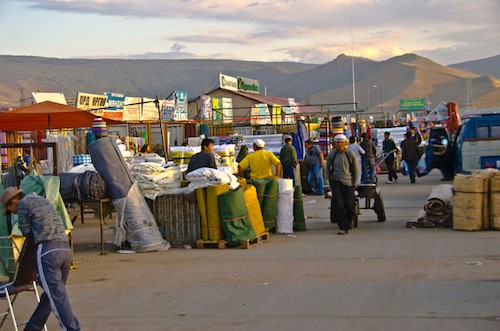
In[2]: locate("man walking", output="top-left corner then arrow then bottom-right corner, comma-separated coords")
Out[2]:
326,134 -> 359,235
382,131 -> 398,184
401,132 -> 420,184
359,133 -> 377,183
279,136 -> 298,186
1,187 -> 81,331
304,139 -> 325,195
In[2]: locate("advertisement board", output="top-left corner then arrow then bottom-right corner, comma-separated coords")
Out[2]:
142,97 -> 160,122
221,97 -> 233,123
200,95 -> 212,120
175,91 -> 188,120
32,92 -> 67,105
103,92 -> 125,121
237,76 -> 259,94
122,97 -> 141,122
251,103 -> 272,125
161,100 -> 175,121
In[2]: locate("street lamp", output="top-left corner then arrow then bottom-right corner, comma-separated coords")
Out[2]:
372,85 -> 383,113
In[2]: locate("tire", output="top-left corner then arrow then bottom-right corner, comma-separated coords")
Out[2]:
374,193 -> 386,222
352,199 -> 360,228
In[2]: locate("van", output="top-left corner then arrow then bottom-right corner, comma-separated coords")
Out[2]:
426,113 -> 500,178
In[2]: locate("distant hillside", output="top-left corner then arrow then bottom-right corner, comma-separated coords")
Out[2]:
1,54 -> 499,116
449,55 -> 500,79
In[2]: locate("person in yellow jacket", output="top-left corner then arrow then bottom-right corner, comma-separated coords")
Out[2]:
238,139 -> 281,179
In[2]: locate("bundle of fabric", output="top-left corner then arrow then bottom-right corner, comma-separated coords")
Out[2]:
406,184 -> 453,228
131,163 -> 182,199
218,187 -> 256,246
59,170 -> 107,201
88,137 -> 169,252
293,185 -> 306,231
185,167 -> 239,192
248,178 -> 279,230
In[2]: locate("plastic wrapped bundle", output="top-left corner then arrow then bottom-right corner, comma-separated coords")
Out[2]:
453,172 -> 488,231
89,138 -> 169,251
113,183 -> 170,252
218,187 -> 256,246
249,178 -> 278,230
243,185 -> 266,236
276,189 -> 294,234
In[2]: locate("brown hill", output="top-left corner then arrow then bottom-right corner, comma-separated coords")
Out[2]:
0,54 -> 498,117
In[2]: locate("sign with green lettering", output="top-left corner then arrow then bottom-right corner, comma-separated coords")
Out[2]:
400,98 -> 425,110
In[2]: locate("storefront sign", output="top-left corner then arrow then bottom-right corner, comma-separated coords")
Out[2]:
400,98 -> 425,111
76,92 -> 108,116
237,76 -> 259,94
219,74 -> 238,92
272,104 -> 282,125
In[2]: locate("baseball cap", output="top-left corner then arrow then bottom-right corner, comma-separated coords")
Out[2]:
334,134 -> 348,142
1,187 -> 23,215
254,139 -> 265,148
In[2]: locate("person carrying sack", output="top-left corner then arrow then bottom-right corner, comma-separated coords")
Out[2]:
326,134 -> 359,235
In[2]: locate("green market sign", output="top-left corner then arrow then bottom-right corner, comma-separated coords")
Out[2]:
400,98 -> 425,111
237,76 -> 260,94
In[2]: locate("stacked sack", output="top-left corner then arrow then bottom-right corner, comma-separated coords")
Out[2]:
453,169 -> 499,231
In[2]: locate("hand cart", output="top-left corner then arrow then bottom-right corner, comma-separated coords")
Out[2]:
352,183 -> 386,227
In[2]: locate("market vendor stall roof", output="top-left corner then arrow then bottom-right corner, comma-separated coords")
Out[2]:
0,101 -> 123,131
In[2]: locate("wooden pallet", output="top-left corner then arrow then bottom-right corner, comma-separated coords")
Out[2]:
196,231 -> 270,249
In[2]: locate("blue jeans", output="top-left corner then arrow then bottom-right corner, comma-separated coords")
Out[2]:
361,157 -> 375,182
282,164 -> 296,186
307,163 -> 324,194
26,241 -> 80,331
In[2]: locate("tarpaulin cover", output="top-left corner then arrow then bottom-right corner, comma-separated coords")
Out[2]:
276,189 -> 294,234
206,184 -> 229,240
243,185 -> 266,236
248,178 -> 278,230
88,137 -> 134,200
19,172 -> 73,231
0,101 -> 122,131
293,185 -> 306,231
195,188 -> 209,240
218,187 -> 256,246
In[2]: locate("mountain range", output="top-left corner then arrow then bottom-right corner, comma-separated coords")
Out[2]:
0,53 -> 499,118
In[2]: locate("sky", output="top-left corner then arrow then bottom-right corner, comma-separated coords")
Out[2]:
0,0 -> 499,65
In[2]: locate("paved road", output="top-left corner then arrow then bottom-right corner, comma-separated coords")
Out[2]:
6,171 -> 500,331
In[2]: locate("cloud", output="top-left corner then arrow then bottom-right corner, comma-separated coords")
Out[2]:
170,42 -> 186,52
15,0 -> 500,64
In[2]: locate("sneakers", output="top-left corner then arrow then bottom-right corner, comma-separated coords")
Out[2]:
385,180 -> 394,184
337,230 -> 348,235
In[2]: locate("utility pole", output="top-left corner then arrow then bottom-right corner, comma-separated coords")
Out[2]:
19,88 -> 26,107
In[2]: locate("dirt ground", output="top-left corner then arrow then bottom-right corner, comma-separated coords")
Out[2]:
2,170 -> 500,331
